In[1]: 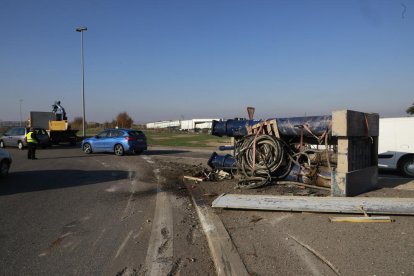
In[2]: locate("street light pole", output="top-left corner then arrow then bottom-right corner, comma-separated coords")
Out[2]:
76,26 -> 87,137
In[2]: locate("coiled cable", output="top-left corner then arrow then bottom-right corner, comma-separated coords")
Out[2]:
235,134 -> 292,189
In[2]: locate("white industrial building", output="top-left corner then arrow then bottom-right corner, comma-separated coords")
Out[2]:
146,119 -> 219,131
146,120 -> 180,129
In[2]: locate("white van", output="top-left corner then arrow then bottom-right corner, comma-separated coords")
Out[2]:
378,117 -> 414,177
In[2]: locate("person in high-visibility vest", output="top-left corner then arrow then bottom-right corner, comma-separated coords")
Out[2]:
26,127 -> 39,160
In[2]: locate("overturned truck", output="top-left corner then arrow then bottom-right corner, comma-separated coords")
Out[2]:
209,110 -> 379,197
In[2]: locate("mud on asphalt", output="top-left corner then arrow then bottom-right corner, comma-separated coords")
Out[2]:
151,156 -> 414,276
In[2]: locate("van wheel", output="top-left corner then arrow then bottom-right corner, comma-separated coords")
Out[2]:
399,155 -> 414,178
18,141 -> 24,150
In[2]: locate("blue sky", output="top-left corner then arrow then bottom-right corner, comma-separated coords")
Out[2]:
1,0 -> 413,123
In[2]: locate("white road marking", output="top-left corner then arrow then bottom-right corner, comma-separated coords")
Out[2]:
105,186 -> 119,192
115,230 -> 133,259
142,156 -> 155,164
121,193 -> 136,221
91,157 -> 111,168
144,158 -> 174,276
144,191 -> 174,275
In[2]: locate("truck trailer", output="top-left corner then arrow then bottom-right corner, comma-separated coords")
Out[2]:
28,111 -> 78,146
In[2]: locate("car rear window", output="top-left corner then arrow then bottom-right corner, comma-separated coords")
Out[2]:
16,128 -> 25,135
128,130 -> 145,137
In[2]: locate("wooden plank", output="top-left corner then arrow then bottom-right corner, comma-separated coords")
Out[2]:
212,194 -> 414,215
332,110 -> 379,137
271,119 -> 280,138
329,216 -> 393,223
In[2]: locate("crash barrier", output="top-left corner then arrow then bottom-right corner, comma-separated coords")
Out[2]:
209,110 -> 379,197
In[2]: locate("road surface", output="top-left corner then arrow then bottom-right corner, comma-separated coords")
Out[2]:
0,146 -> 214,275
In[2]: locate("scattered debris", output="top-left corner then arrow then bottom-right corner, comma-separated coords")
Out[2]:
183,176 -> 204,182
329,205 -> 394,222
249,215 -> 263,223
288,234 -> 341,276
203,192 -> 219,198
210,110 -> 380,197
277,181 -> 331,191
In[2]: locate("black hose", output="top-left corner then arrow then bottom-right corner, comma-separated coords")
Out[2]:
234,134 -> 292,189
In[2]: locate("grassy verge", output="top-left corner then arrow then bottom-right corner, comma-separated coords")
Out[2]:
145,129 -> 231,148
77,128 -> 231,149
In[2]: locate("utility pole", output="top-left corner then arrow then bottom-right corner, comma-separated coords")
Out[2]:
76,26 -> 87,137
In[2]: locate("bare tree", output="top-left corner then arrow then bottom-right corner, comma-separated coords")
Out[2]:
103,121 -> 112,129
114,112 -> 133,128
406,103 -> 414,115
70,117 -> 84,130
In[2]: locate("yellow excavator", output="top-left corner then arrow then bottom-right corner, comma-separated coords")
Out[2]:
28,101 -> 78,145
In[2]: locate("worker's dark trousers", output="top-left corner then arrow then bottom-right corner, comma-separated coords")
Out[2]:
27,143 -> 37,160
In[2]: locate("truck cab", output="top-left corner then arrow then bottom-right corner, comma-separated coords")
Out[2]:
378,117 -> 414,177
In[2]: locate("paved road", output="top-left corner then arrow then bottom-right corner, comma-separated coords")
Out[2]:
2,145 -> 414,276
0,146 -> 214,275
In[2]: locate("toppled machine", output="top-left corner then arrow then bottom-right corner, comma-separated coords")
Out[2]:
208,110 -> 379,197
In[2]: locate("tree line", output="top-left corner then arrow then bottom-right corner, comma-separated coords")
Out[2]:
70,112 -> 140,129
407,103 -> 414,115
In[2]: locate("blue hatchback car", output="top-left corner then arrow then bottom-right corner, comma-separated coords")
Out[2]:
81,128 -> 147,156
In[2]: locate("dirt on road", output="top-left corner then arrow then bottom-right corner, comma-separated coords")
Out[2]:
152,154 -> 414,276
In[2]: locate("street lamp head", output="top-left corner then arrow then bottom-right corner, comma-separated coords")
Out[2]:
76,26 -> 87,32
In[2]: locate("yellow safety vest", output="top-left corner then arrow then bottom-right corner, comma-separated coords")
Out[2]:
26,132 -> 38,144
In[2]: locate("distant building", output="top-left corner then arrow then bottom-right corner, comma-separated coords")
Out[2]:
0,121 -> 22,128
146,118 -> 220,131
146,120 -> 180,129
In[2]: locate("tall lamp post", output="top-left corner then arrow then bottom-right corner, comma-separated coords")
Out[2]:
76,26 -> 87,137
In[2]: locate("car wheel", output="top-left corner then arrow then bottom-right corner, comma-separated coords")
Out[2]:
18,141 -> 24,150
83,143 -> 93,154
399,155 -> 414,178
0,160 -> 10,178
0,140 -> 5,148
114,144 -> 124,156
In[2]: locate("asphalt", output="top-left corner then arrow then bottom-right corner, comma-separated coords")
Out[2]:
149,146 -> 414,276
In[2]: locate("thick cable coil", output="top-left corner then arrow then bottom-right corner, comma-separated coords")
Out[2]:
235,134 -> 292,189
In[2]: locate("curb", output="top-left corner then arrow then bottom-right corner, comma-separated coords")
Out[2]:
184,181 -> 249,276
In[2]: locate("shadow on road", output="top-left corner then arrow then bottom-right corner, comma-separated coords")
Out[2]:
378,169 -> 414,188
144,149 -> 190,155
0,169 -> 129,196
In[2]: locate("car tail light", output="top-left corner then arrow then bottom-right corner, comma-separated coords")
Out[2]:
125,136 -> 135,141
